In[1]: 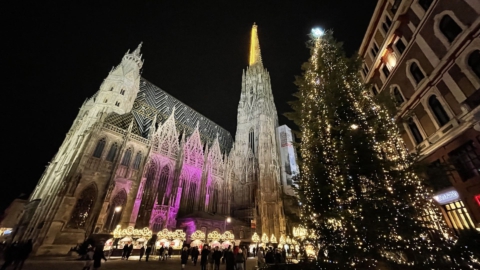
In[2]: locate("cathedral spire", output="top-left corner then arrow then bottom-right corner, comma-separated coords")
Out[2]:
249,23 -> 262,66
133,42 -> 143,57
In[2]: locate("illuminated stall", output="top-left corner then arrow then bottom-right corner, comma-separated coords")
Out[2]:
156,229 -> 186,251
207,231 -> 222,248
106,226 -> 152,255
190,230 -> 206,248
221,231 -> 235,249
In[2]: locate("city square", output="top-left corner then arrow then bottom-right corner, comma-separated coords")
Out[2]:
1,0 -> 480,269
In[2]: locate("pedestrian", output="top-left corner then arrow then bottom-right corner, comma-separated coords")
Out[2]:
191,246 -> 199,266
139,245 -> 145,261
13,239 -> 33,270
212,246 -> 222,270
145,245 -> 152,262
235,249 -> 245,270
83,247 -> 94,270
1,242 -> 18,270
126,242 -> 133,260
168,246 -> 173,258
121,243 -> 129,260
159,246 -> 165,261
92,246 -> 107,270
163,246 -> 168,260
253,247 -> 256,257
200,246 -> 210,270
181,247 -> 189,269
207,246 -> 214,270
281,248 -> 287,263
257,247 -> 266,268
242,246 -> 247,270
224,247 -> 235,270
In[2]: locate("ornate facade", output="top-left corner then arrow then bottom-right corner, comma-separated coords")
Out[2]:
17,24 -> 288,255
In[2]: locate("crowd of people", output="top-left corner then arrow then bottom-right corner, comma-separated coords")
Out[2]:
180,245 -> 248,270
0,239 -> 33,270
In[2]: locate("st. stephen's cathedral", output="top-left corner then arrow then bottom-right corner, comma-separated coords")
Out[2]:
16,24 -> 300,255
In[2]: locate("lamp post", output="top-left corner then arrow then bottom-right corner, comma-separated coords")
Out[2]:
109,206 -> 122,232
224,217 -> 231,232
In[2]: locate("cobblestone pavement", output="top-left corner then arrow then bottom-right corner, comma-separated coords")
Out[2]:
11,256 -> 259,270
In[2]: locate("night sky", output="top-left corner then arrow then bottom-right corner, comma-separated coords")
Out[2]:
2,0 -> 377,212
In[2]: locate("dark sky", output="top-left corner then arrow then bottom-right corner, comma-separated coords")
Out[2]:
2,0 -> 376,212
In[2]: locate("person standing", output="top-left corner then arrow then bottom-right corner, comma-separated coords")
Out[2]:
121,243 -> 129,260
257,247 -> 266,268
207,246 -> 214,270
145,245 -> 152,262
159,246 -> 164,260
168,246 -> 173,258
200,246 -> 210,270
92,246 -> 107,270
163,246 -> 169,260
139,245 -> 145,261
0,242 -> 18,270
224,247 -> 235,270
82,247 -> 94,270
235,249 -> 245,270
242,246 -> 247,270
126,242 -> 133,260
212,246 -> 222,270
13,239 -> 33,270
191,246 -> 199,266
253,247 -> 256,257
181,247 -> 189,269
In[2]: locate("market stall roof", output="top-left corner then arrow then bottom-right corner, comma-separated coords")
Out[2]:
120,237 -> 132,242
137,238 -> 146,242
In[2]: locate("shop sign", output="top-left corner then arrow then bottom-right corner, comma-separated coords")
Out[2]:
433,187 -> 460,205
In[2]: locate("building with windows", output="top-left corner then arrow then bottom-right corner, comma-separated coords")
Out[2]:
14,24 -> 289,255
359,0 -> 480,235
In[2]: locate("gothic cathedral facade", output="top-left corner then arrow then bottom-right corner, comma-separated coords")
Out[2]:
17,24 -> 288,255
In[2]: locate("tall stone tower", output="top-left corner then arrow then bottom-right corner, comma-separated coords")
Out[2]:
18,44 -> 144,254
230,24 -> 286,239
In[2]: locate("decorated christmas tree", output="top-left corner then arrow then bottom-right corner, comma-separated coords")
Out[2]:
286,30 -> 474,269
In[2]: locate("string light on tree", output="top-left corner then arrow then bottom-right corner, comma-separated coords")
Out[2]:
284,28 -> 476,269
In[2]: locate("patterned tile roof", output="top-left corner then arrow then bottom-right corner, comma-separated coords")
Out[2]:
106,78 -> 233,153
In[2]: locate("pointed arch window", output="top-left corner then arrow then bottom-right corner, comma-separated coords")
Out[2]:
211,184 -> 219,214
67,184 -> 97,229
186,182 -> 197,213
248,129 -> 255,154
133,152 -> 142,169
408,118 -> 424,144
410,62 -> 425,84
468,50 -> 480,79
371,85 -> 379,96
121,148 -> 132,166
93,138 -> 106,158
152,216 -> 163,232
439,15 -> 462,43
120,89 -> 125,95
106,143 -> 118,162
428,95 -> 450,126
157,166 -> 170,203
105,189 -> 127,231
393,87 -> 405,105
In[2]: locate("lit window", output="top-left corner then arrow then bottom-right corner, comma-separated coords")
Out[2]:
428,95 -> 450,126
418,0 -> 433,11
444,200 -> 475,236
439,15 -> 462,43
410,62 -> 425,84
408,118 -> 423,144
93,138 -> 106,158
468,50 -> 480,79
392,87 -> 404,105
449,142 -> 480,181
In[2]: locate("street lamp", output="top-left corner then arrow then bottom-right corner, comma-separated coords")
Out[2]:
224,217 -> 231,232
109,206 -> 122,231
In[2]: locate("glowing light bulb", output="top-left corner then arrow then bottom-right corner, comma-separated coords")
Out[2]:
351,124 -> 359,130
312,28 -> 324,38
